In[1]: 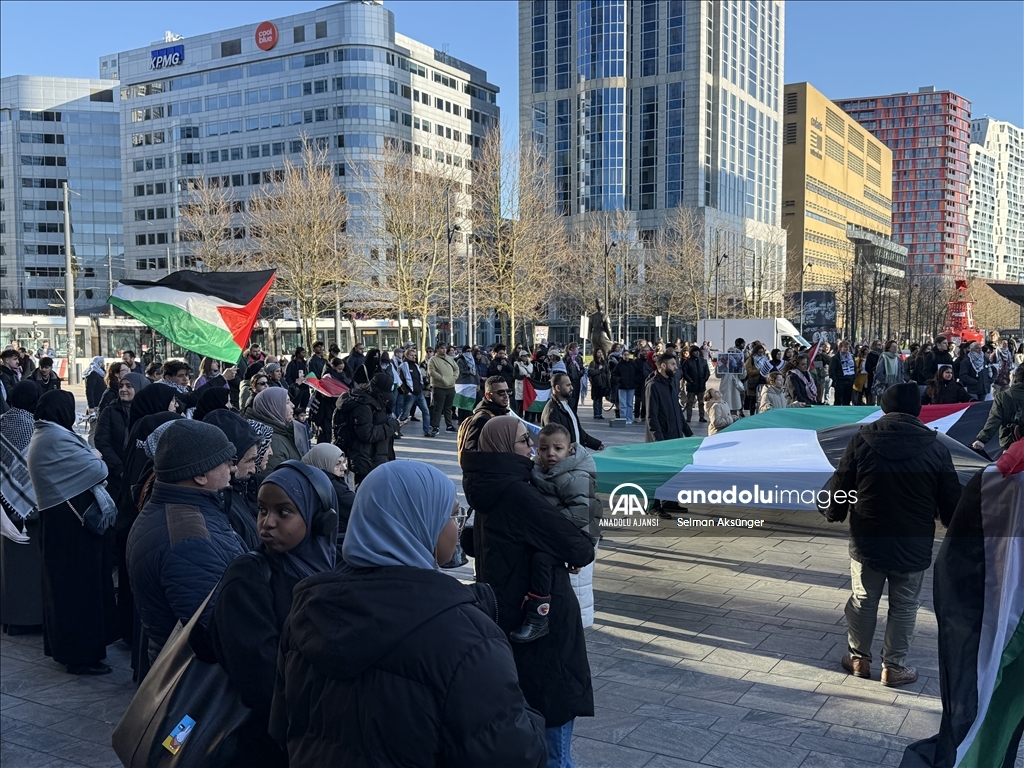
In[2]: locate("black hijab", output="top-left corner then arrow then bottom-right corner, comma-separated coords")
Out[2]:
10,380 -> 42,414
193,387 -> 230,421
35,389 -> 76,431
127,383 -> 177,432
203,410 -> 258,462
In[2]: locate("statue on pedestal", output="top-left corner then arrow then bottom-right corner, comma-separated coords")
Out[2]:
589,299 -> 613,355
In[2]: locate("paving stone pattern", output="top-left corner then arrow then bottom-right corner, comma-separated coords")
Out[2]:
3,393 -> 1021,768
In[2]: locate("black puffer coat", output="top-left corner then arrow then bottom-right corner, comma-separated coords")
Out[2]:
332,389 -> 397,480
269,565 -> 546,768
462,450 -> 596,727
826,412 -> 961,573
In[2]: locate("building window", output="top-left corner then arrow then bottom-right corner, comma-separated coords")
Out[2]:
639,85 -> 658,210
640,0 -> 659,77
578,0 -> 626,80
221,39 -> 241,57
532,0 -> 547,93
667,0 -> 685,72
315,21 -> 327,39
293,26 -> 305,44
554,0 -> 571,88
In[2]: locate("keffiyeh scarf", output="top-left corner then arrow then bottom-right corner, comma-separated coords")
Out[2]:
1,409 -> 37,522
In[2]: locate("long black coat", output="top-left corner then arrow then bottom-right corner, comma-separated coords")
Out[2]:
94,400 -> 131,502
826,412 -> 961,573
462,450 -> 595,727
645,372 -> 692,442
269,565 -> 546,767
39,490 -> 119,666
85,370 -> 107,409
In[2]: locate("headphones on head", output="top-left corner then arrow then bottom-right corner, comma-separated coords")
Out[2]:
277,460 -> 339,538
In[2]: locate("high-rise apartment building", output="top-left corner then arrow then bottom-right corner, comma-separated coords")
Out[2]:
781,82 -> 903,293
105,0 -> 498,280
837,87 -> 971,278
521,0 -> 787,318
0,76 -> 123,314
968,117 -> 1023,282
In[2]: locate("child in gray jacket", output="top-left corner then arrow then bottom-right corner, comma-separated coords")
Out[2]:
511,423 -> 601,643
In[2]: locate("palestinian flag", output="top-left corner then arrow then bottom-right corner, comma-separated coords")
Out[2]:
109,270 -> 275,363
900,439 -> 1024,768
454,383 -> 477,412
304,372 -> 348,398
522,378 -> 551,414
594,403 -> 995,510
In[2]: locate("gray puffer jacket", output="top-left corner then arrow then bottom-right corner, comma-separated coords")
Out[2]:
531,446 -> 601,545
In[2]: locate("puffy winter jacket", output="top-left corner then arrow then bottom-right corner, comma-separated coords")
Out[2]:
611,357 -> 639,390
269,565 -> 546,768
332,389 -> 397,480
531,446 -> 600,545
826,412 -> 961,573
127,482 -> 245,662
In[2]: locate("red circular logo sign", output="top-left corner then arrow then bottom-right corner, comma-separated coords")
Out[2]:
255,22 -> 278,51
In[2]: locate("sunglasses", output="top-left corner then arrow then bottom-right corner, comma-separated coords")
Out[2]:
517,433 -> 533,445
491,389 -> 510,397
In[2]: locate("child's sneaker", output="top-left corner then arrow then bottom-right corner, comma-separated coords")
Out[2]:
509,593 -> 551,643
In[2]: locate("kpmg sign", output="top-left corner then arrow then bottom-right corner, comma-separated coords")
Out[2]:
150,44 -> 185,70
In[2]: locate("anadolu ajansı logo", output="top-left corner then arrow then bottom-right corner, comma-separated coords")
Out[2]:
608,483 -> 648,516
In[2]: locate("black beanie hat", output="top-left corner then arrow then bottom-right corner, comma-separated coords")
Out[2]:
155,420 -> 236,483
880,382 -> 921,418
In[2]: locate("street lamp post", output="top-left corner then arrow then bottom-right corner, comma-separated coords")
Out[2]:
603,240 -> 616,337
800,261 -> 811,337
61,182 -> 78,384
714,253 -> 729,318
445,192 -> 459,346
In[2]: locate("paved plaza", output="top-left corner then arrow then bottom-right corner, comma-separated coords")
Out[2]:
2,395 -> 1021,768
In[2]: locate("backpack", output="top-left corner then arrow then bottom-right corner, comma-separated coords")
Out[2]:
333,393 -> 358,454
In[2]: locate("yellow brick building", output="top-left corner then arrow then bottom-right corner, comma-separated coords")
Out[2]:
781,82 -> 896,296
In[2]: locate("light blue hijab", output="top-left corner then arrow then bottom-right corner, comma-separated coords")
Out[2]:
342,461 -> 456,570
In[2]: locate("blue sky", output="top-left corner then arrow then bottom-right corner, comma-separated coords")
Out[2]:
1,0 -> 1021,131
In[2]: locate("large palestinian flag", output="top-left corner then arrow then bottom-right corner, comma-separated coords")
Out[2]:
593,403 -> 996,511
109,270 -> 275,363
900,439 -> 1024,768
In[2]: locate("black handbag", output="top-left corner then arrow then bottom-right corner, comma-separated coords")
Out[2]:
66,486 -> 115,536
112,553 -> 269,767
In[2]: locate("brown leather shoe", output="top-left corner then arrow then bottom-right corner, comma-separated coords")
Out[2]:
841,653 -> 871,679
881,665 -> 919,688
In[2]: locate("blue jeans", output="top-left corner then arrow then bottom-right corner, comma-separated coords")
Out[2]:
544,719 -> 575,768
618,389 -> 634,424
398,392 -> 432,434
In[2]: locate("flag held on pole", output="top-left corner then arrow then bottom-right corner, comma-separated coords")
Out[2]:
109,269 -> 275,363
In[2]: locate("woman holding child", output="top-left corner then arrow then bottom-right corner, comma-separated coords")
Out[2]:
462,415 -> 596,768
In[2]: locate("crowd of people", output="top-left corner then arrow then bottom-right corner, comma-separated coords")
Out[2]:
2,329 -> 1022,767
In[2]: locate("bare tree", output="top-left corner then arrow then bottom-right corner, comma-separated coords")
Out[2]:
246,139 -> 351,351
470,127 -> 564,346
644,205 -> 708,331
352,141 -> 464,352
177,175 -> 242,272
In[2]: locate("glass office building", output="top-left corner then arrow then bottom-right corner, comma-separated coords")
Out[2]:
521,0 -> 788,315
104,0 -> 499,280
0,76 -> 122,315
